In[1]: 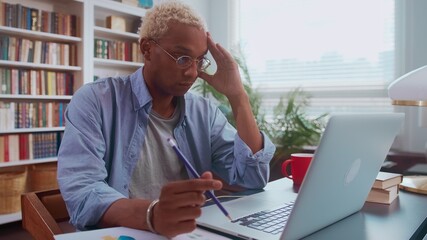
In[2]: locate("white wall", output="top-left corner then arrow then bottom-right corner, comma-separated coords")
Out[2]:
396,0 -> 427,77
183,0 -> 231,50
153,0 -> 231,50
206,0 -> 233,50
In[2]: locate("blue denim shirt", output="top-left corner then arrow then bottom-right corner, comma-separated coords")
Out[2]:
57,68 -> 276,230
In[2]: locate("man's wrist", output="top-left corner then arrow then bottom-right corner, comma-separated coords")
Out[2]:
226,91 -> 248,104
146,199 -> 159,234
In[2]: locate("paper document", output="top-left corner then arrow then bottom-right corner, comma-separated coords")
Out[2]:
54,226 -> 232,240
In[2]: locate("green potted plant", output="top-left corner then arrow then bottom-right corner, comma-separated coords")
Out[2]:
267,89 -> 327,180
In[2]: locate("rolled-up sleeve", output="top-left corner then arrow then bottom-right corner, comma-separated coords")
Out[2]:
198,100 -> 276,189
233,132 -> 275,188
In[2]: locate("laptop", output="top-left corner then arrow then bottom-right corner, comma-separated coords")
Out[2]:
197,113 -> 404,240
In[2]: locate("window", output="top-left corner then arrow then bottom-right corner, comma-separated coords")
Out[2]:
237,0 -> 396,118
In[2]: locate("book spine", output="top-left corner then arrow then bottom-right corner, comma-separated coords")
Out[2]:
0,3 -> 4,27
59,102 -> 63,126
4,135 -> 9,162
0,136 -> 4,162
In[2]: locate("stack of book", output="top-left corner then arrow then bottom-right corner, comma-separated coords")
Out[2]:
366,171 -> 403,204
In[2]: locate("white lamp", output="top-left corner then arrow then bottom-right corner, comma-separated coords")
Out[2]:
388,65 -> 427,194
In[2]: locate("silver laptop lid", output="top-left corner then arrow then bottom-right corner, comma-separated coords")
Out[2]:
197,113 -> 404,240
282,113 -> 404,240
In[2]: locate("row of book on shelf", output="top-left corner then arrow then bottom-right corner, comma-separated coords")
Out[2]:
116,0 -> 153,9
0,102 -> 68,131
0,1 -> 79,37
0,68 -> 74,96
0,36 -> 78,66
366,171 -> 403,204
0,132 -> 63,162
94,38 -> 143,63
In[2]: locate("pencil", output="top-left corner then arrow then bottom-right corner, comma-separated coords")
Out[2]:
167,138 -> 233,221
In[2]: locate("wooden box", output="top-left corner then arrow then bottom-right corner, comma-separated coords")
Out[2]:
106,16 -> 126,32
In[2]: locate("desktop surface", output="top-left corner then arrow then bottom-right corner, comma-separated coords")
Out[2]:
255,178 -> 427,240
54,177 -> 427,240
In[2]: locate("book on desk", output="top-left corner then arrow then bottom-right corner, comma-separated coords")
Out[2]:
366,171 -> 403,204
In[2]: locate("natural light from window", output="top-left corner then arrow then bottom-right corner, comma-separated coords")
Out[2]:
238,0 -> 395,117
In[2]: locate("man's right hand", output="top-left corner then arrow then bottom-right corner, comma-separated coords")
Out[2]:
152,171 -> 222,238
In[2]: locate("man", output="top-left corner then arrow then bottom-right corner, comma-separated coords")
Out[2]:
57,1 -> 275,238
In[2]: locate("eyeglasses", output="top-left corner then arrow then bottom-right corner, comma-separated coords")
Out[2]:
151,40 -> 211,71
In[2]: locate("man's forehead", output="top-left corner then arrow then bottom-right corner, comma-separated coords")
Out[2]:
160,24 -> 208,55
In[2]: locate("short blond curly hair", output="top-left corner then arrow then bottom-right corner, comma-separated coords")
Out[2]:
138,0 -> 207,42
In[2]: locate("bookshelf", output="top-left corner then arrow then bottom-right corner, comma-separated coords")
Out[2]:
85,0 -> 144,81
0,0 -> 145,224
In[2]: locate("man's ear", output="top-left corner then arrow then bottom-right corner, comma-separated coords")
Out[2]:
140,39 -> 151,60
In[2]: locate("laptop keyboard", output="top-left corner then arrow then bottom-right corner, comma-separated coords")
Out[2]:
231,202 -> 294,235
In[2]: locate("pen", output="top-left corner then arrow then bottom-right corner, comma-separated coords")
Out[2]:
167,137 -> 233,221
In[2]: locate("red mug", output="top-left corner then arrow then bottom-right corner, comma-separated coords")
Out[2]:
281,153 -> 314,185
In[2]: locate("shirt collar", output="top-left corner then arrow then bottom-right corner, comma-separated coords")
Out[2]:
129,67 -> 187,119
130,67 -> 152,111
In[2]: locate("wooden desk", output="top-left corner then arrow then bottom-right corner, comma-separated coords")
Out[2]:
54,178 -> 427,240
263,178 -> 427,240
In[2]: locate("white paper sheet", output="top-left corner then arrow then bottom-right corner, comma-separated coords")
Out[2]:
54,226 -> 231,240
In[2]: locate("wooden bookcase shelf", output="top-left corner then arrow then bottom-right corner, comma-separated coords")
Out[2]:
0,157 -> 57,168
94,58 -> 142,68
0,94 -> 73,101
0,26 -> 82,42
0,0 -> 146,224
94,26 -> 139,40
0,60 -> 82,71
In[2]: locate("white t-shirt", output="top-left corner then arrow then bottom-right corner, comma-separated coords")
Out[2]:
129,103 -> 188,200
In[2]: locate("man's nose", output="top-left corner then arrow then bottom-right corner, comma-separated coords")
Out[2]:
184,61 -> 199,78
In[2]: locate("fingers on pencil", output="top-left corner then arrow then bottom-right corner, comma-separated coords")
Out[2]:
159,180 -> 221,206
161,192 -> 206,207
174,207 -> 203,221
200,171 -> 213,179
165,179 -> 222,192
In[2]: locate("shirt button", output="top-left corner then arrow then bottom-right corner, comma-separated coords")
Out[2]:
124,185 -> 127,189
